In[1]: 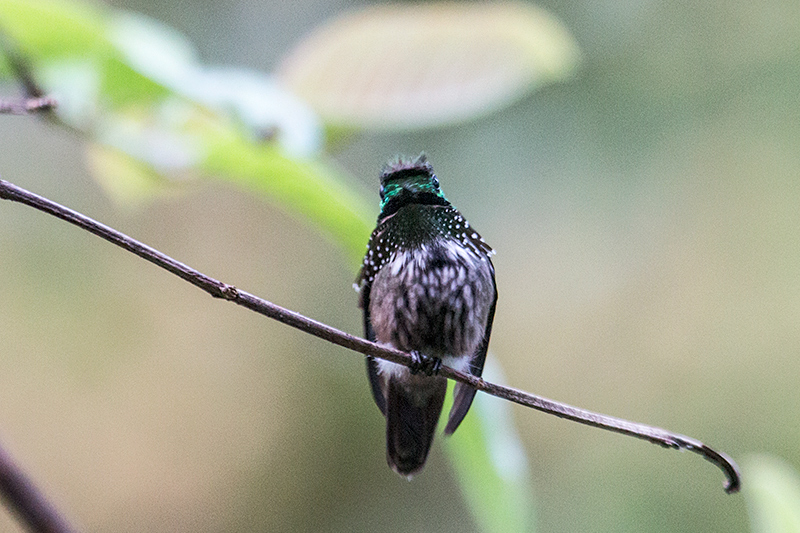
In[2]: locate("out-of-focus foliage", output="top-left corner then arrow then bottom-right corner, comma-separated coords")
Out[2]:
0,0 -> 579,264
444,358 -> 536,533
744,455 -> 800,533
0,0 -> 372,260
278,2 -> 580,130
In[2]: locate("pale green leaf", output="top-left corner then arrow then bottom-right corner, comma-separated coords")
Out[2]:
444,358 -> 536,533
744,454 -> 800,533
200,126 -> 372,261
0,0 -> 108,58
277,2 -> 580,130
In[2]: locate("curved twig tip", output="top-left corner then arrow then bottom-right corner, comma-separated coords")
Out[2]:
665,435 -> 740,493
703,446 -> 741,494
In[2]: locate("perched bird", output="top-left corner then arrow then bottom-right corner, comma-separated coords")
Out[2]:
355,154 -> 497,476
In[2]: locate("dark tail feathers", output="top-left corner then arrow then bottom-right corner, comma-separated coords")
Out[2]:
385,377 -> 447,477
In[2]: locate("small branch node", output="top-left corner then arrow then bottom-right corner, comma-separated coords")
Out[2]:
219,284 -> 239,300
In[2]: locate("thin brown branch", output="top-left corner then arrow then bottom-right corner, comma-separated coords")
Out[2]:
0,440 -> 77,533
0,179 -> 741,494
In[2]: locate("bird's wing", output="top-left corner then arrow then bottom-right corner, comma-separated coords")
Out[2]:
358,271 -> 387,416
444,260 -> 497,435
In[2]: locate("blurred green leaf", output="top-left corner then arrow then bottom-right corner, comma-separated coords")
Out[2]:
98,54 -> 170,106
445,358 -> 536,533
0,0 -> 107,58
277,2 -> 580,130
108,11 -> 324,157
108,8 -> 198,80
200,126 -> 372,261
744,455 -> 800,533
0,0 -> 366,258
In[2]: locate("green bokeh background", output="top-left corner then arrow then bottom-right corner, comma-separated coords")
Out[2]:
1,0 -> 799,531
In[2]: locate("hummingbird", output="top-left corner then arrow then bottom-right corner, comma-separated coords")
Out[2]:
355,154 -> 497,477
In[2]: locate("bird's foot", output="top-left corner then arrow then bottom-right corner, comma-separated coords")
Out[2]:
408,351 -> 442,376
427,357 -> 443,376
408,351 -> 424,374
